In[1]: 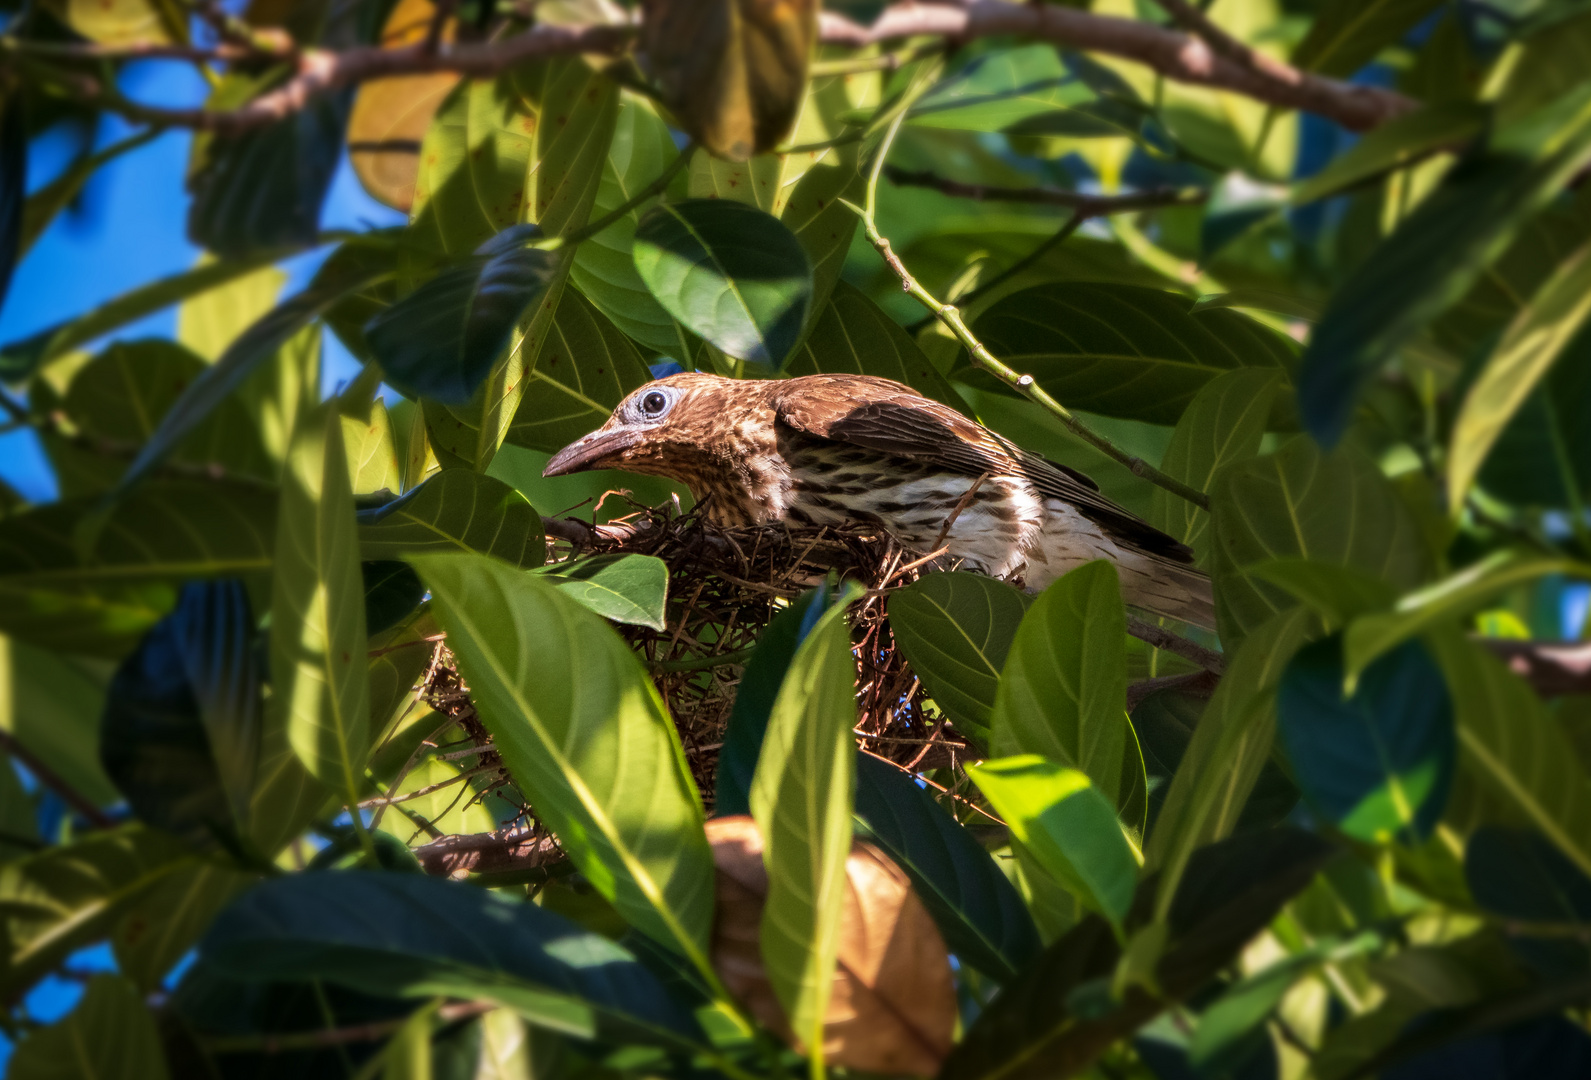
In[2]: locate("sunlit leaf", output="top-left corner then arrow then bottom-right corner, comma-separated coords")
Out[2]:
359,468 -> 544,567
536,553 -> 669,631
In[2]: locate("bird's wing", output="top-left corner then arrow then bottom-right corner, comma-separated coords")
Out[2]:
772,376 -> 1194,563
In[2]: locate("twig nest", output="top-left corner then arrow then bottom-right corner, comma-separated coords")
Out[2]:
704,816 -> 956,1077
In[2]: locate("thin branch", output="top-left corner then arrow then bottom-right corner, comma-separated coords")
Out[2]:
884,167 -> 1208,213
1126,668 -> 1220,712
0,729 -> 115,829
1126,615 -> 1225,675
818,2 -> 1414,132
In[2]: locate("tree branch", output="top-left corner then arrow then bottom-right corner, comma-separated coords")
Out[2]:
818,2 -> 1414,132
413,825 -> 563,879
1483,640 -> 1591,698
0,729 -> 115,829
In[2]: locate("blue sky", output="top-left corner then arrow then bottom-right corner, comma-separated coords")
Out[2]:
0,58 -> 403,503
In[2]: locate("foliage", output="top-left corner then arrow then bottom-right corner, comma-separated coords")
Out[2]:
4,0 -> 1591,1076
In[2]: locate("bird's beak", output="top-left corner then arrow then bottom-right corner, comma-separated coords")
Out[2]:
542,428 -> 642,478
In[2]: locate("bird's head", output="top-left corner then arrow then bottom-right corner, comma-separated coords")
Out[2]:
542,373 -> 771,488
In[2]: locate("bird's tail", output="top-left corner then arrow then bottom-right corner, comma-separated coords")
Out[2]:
1115,551 -> 1216,632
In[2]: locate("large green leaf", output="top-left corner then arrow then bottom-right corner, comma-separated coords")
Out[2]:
201,871 -> 704,1043
1277,636 -> 1455,843
535,553 -> 670,631
0,481 -> 276,657
967,756 -> 1138,933
112,862 -> 253,994
888,571 -> 1032,746
1,638 -> 116,803
967,283 -> 1295,424
411,553 -> 714,969
785,281 -> 967,409
0,249 -> 294,385
8,974 -> 171,1080
1426,629 -> 1591,881
749,589 -> 858,1059
506,287 -> 654,453
569,94 -> 690,357
410,76 -> 535,254
176,257 -> 286,360
1292,103 -> 1487,206
1448,238 -> 1591,506
517,57 -> 620,239
358,468 -> 545,567
1150,368 -> 1278,559
1291,0 -> 1443,77
633,199 -> 814,366
366,228 -> 561,405
272,402 -> 371,801
1208,436 -> 1427,648
0,826 -> 195,1001
990,562 -> 1130,806
1299,85 -> 1591,445
852,753 -> 1041,983
1144,607 -> 1315,919
910,45 -> 1096,131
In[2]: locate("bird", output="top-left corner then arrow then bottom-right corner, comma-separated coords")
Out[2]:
543,372 -> 1215,629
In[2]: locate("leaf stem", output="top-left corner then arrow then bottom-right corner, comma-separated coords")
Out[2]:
844,134 -> 1213,510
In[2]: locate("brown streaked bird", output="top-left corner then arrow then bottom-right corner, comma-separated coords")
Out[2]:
544,373 -> 1215,629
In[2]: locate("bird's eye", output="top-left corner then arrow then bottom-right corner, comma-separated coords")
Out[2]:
641,390 -> 671,417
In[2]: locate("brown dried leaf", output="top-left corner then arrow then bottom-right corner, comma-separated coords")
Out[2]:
641,0 -> 816,162
348,0 -> 460,211
706,815 -> 956,1076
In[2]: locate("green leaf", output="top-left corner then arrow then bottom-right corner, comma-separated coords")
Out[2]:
188,92 -> 349,257
176,257 -> 286,360
569,95 -> 690,356
910,45 -> 1096,131
853,753 -> 1042,982
358,469 -> 545,567
411,77 -> 534,254
0,481 -> 276,657
1144,606 -> 1315,919
1292,103 -> 1487,206
112,862 -> 253,994
0,826 -> 195,1001
1465,825 -> 1591,930
966,756 -> 1138,933
101,581 -> 263,846
340,396 -> 401,495
537,553 -> 669,631
1209,436 -> 1427,649
1247,558 -> 1396,629
8,974 -> 170,1080
1149,368 -> 1279,558
1299,86 -> 1591,445
991,561 -> 1130,806
0,638 -> 116,803
516,57 -> 620,239
1449,238 -> 1591,506
785,281 -> 968,409
0,248 -> 296,384
117,256 -> 387,494
201,871 -> 705,1043
888,571 -> 1032,746
967,283 -> 1295,424
57,0 -> 179,44
750,585 -> 860,1058
1343,552 -> 1591,678
411,553 -> 714,969
1278,636 -> 1455,843
633,199 -> 814,366
1426,629 -> 1591,881
1291,0 -> 1444,77
272,402 -> 370,801
506,286 -> 654,453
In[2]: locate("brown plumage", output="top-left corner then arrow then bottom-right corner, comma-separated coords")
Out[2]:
544,373 -> 1215,629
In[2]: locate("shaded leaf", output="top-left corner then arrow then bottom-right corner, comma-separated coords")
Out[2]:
202,870 -> 704,1043
1278,636 -> 1455,843
412,553 -> 714,968
1293,103 -> 1487,206
966,757 -> 1138,933
112,862 -> 253,994
272,402 -> 370,800
1209,435 -> 1426,648
0,93 -> 22,313
633,198 -> 813,365
1150,368 -> 1279,560
750,584 -> 861,1055
358,468 -> 545,567
1291,0 -> 1444,77
852,753 -> 1041,983
888,571 -> 1031,747
968,283 -> 1295,425
8,974 -> 170,1080
991,561 -> 1130,806
1,639 -> 117,803
910,45 -> 1095,131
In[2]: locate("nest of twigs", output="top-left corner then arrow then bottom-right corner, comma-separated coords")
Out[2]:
410,498 -> 976,863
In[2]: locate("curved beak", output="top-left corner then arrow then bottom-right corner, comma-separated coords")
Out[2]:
542,428 -> 641,478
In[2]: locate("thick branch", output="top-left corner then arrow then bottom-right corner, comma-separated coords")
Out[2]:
819,2 -> 1414,132
413,826 -> 563,879
1126,616 -> 1225,675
